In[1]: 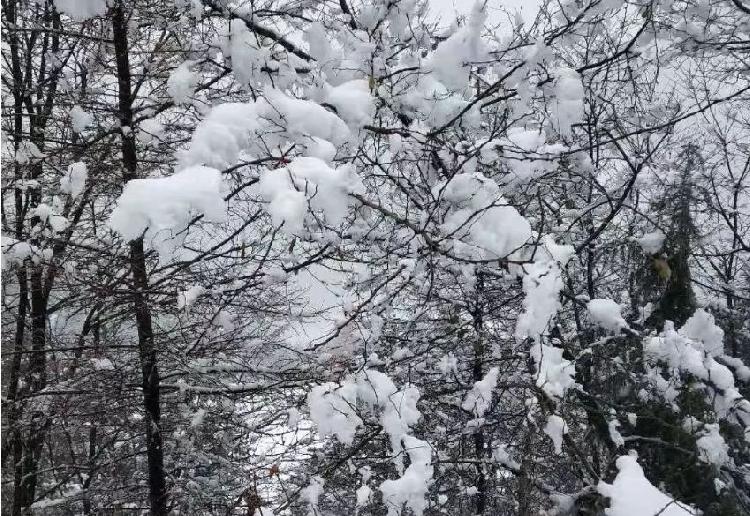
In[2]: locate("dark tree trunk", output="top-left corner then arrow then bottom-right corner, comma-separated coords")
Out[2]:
111,2 -> 168,514
471,273 -> 487,515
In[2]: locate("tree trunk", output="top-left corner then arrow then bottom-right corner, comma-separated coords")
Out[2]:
471,272 -> 486,515
111,2 -> 168,513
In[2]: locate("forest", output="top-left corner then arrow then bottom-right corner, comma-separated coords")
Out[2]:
1,0 -> 749,514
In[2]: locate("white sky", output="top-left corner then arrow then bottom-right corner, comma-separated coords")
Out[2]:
430,0 -> 540,26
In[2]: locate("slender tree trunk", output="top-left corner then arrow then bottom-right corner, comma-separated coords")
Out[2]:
471,272 -> 486,515
82,425 -> 97,514
6,2 -> 54,510
111,2 -> 168,513
3,2 -> 32,512
13,268 -> 50,512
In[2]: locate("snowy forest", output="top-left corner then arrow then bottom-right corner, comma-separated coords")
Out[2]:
1,0 -> 749,514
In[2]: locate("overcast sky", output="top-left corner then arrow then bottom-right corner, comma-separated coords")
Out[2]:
430,0 -> 540,26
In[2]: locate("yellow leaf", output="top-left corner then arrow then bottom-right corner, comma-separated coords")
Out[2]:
653,258 -> 671,280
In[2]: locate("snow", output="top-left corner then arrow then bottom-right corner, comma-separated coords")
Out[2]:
636,230 -> 666,254
60,162 -> 88,198
357,370 -> 422,472
177,285 -> 205,310
597,455 -> 697,515
137,118 -> 164,145
379,435 -> 433,516
307,381 -> 362,445
179,103 -> 260,169
486,132 -> 560,182
438,353 -> 458,375
287,407 -> 301,428
722,356 -> 750,382
427,3 -> 488,90
549,494 -> 575,515
167,61 -> 197,105
190,408 -> 206,428
642,317 -> 745,419
587,299 -> 628,332
552,67 -> 584,137
264,89 -> 351,146
33,204 -> 68,233
69,105 -> 92,133
507,128 -> 546,152
1,238 -> 37,269
682,416 -> 701,434
91,358 -> 115,371
532,342 -> 576,400
356,467 -> 373,509
608,418 -> 625,448
258,170 -> 307,233
461,367 -> 499,417
301,476 -> 325,515
438,172 -> 531,259
516,238 -> 577,400
323,80 -> 375,127
543,414 -> 568,454
53,0 -> 107,20
493,444 -> 520,469
516,236 -> 574,341
304,22 -> 333,64
356,484 -> 372,508
257,157 -> 362,233
304,137 -> 337,163
180,90 -> 350,170
228,19 -> 270,86
694,423 -> 729,466
108,166 -> 226,256
401,76 -> 474,128
14,141 -> 44,164
32,203 -> 51,223
308,370 -> 432,514
679,309 -> 724,357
